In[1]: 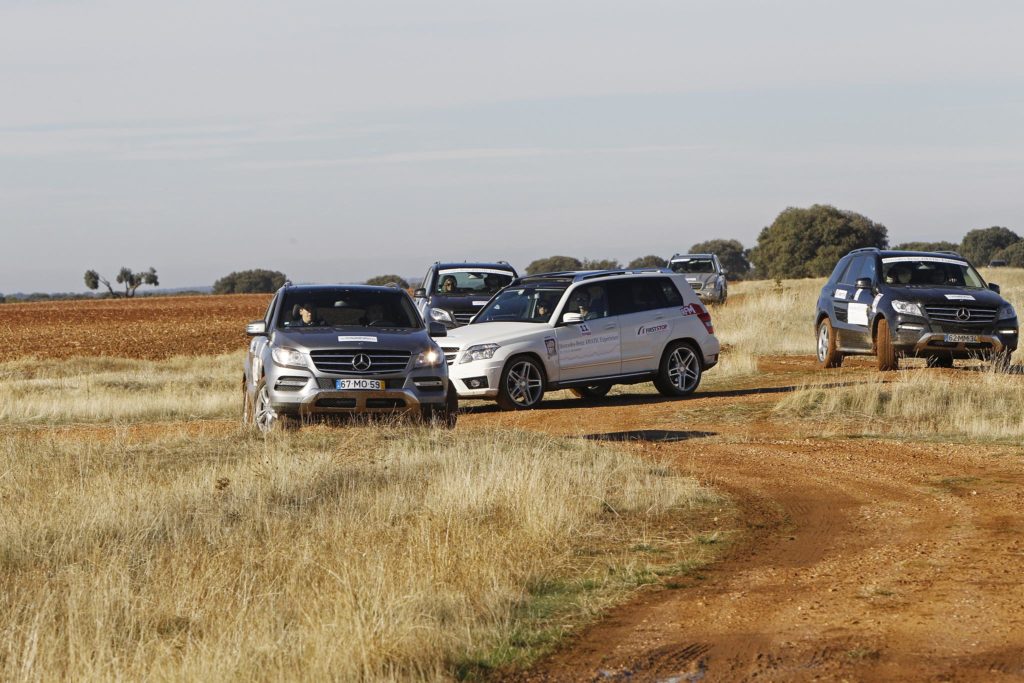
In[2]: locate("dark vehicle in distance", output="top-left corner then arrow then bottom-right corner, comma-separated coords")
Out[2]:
815,248 -> 1018,371
413,261 -> 517,328
243,284 -> 456,431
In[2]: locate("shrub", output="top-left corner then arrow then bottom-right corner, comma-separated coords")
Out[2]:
212,269 -> 286,294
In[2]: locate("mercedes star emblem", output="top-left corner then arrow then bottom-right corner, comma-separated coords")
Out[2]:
352,353 -> 372,371
956,307 -> 971,321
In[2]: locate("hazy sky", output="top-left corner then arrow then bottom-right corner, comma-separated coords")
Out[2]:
2,0 -> 1023,292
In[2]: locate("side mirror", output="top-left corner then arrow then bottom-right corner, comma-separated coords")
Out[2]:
989,283 -> 1001,294
855,278 -> 873,291
428,322 -> 447,337
413,288 -> 427,298
246,320 -> 267,336
561,312 -> 583,324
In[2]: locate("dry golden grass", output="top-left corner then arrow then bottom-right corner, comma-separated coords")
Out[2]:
702,277 -> 824,379
776,368 -> 1024,441
0,354 -> 239,425
0,358 -> 722,682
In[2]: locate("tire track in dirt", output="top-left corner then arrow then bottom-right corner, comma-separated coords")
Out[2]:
461,362 -> 1024,681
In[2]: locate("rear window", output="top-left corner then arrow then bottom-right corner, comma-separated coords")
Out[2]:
277,289 -> 420,329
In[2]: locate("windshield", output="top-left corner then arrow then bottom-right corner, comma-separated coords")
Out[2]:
881,257 -> 986,289
277,289 -> 421,329
473,283 -> 568,324
434,269 -> 515,296
670,258 -> 715,274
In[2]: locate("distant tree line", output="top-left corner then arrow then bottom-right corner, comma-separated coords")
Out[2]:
213,269 -> 287,294
29,214 -> 1021,304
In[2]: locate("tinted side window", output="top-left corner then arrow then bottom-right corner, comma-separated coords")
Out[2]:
657,278 -> 685,306
853,256 -> 878,284
608,279 -> 668,315
830,256 -> 851,284
264,294 -> 278,326
838,256 -> 865,285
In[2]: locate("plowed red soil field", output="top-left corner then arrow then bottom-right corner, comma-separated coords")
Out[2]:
0,294 -> 270,361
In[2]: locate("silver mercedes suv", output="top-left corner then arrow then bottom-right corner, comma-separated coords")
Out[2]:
242,284 -> 457,431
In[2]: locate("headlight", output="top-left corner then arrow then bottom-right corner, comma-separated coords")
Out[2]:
415,344 -> 445,368
430,308 -> 453,323
459,343 -> 500,363
891,300 -> 924,317
998,302 -> 1017,320
271,346 -> 307,368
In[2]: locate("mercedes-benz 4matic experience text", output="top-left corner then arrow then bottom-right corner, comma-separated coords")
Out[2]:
413,261 -> 517,329
242,284 -> 457,431
815,248 -> 1018,371
440,269 -> 720,410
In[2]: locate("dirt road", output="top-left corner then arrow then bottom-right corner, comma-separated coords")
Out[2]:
461,358 -> 1024,682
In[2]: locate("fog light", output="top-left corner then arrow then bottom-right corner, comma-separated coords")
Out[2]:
463,376 -> 488,389
999,329 -> 1018,334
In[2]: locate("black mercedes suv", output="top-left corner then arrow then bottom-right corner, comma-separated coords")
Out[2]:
815,248 -> 1018,370
413,261 -> 517,329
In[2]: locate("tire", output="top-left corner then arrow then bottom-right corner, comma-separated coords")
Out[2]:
570,383 -> 611,399
875,318 -> 899,372
253,377 -> 298,433
422,387 -> 459,428
496,356 -> 546,410
926,355 -> 954,369
816,318 -> 844,368
654,341 -> 703,397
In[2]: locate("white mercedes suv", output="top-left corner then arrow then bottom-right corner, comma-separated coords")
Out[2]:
441,269 -> 720,410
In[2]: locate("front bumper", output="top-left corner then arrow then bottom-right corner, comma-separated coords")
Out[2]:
266,369 -> 449,416
447,358 -> 504,399
696,288 -> 725,304
891,319 -> 1018,357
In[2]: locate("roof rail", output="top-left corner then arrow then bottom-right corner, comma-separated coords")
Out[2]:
849,247 -> 880,254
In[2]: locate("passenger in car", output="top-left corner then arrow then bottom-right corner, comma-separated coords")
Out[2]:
439,276 -> 457,294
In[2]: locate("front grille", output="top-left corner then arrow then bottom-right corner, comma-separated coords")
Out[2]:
309,349 -> 412,375
275,376 -> 308,391
924,305 -> 997,325
316,398 -> 357,408
366,398 -> 406,409
928,323 -> 995,335
452,310 -> 477,325
441,347 -> 459,366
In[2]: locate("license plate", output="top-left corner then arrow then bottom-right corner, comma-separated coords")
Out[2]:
944,334 -> 979,343
335,379 -> 383,390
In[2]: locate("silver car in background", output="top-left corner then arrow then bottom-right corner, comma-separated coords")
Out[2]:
669,253 -> 728,304
242,284 -> 457,432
